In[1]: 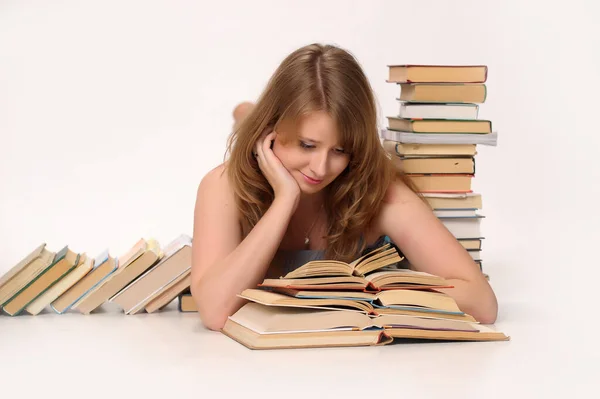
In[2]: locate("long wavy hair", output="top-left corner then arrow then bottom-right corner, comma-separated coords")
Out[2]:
224,43 -> 417,262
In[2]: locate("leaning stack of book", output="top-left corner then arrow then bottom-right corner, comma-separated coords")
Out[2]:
382,64 -> 498,278
0,234 -> 193,316
214,244 -> 508,349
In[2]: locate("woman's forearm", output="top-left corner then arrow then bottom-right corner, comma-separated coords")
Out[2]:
192,196 -> 296,330
437,277 -> 498,324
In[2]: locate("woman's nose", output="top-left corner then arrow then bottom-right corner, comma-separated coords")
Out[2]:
310,152 -> 328,178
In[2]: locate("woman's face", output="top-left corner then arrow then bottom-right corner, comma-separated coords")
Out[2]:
273,111 -> 351,195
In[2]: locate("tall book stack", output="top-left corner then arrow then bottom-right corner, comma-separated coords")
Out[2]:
382,65 -> 498,279
0,234 -> 193,316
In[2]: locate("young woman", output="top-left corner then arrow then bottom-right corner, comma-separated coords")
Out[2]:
191,43 -> 498,330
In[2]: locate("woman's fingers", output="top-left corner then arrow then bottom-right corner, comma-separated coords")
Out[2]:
255,131 -> 270,169
254,140 -> 261,159
262,131 -> 277,156
255,130 -> 274,161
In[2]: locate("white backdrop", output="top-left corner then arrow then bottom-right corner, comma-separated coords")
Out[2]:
1,0 -> 599,322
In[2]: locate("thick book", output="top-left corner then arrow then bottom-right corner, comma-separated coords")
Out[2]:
0,243 -> 56,307
145,272 -> 191,313
434,209 -> 480,218
2,246 -> 80,316
239,288 -> 474,322
110,234 -> 192,314
222,302 -> 508,350
281,243 -> 402,279
387,65 -> 488,83
177,291 -> 196,312
382,140 -> 477,157
260,245 -> 450,292
381,129 -> 498,146
458,239 -> 483,251
25,253 -> 94,315
387,117 -> 491,134
397,102 -> 479,120
440,217 -> 484,239
50,250 -> 118,314
258,243 -> 449,292
422,192 -> 483,210
71,239 -> 162,314
399,83 -> 487,103
260,268 -> 450,292
392,156 -> 475,175
407,174 -> 473,193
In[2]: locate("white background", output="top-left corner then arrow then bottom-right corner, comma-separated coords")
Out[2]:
1,0 -> 599,396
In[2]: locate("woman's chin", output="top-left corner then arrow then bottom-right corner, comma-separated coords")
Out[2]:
300,187 -> 321,195
298,181 -> 325,195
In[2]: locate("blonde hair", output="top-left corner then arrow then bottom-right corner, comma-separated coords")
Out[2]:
225,43 -> 416,261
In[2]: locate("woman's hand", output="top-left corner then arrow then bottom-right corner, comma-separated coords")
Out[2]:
254,130 -> 301,208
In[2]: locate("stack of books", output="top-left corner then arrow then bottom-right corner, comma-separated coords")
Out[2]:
217,243 -> 508,349
0,234 -> 192,316
382,65 -> 497,278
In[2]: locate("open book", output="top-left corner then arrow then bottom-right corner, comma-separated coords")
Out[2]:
222,302 -> 509,350
220,242 -> 508,349
282,243 -> 402,278
260,244 -> 450,291
240,288 -> 476,322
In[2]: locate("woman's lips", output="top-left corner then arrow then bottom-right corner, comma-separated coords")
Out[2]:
301,173 -> 323,185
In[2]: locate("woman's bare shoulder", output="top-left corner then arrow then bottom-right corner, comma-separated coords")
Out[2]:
367,179 -> 418,240
197,163 -> 236,204
199,163 -> 228,188
373,178 -> 432,240
382,177 -> 421,205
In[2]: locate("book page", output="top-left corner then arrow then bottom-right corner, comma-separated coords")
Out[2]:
230,302 -> 372,334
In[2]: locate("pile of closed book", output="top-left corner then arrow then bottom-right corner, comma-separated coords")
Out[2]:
0,235 -> 192,316
382,64 -> 498,279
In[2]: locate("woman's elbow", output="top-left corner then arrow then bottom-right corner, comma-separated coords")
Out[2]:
476,288 -> 498,324
476,306 -> 498,324
190,284 -> 228,331
199,310 -> 228,331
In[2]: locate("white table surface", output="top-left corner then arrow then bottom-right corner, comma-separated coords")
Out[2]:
1,269 -> 596,399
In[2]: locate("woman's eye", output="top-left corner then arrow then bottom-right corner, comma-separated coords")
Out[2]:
334,148 -> 346,154
300,141 -> 314,149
